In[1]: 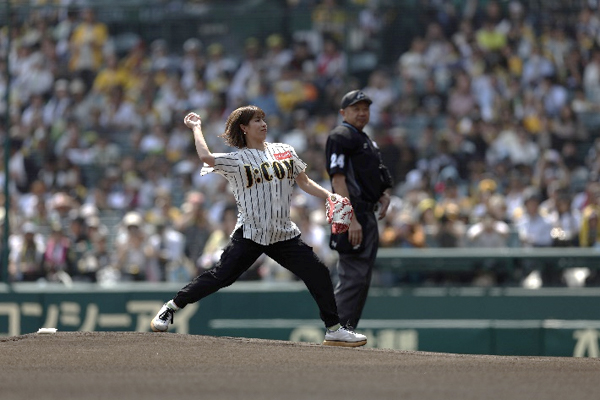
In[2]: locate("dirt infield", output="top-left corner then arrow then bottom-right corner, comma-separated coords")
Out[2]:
2,332 -> 599,400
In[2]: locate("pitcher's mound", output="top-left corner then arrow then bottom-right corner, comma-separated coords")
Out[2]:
2,331 -> 599,400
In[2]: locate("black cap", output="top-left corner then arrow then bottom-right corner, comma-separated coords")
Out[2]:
340,90 -> 372,109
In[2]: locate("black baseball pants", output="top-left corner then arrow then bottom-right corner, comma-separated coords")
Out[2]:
334,210 -> 379,330
173,228 -> 340,328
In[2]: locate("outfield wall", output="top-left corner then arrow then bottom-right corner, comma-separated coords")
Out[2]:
2,282 -> 600,357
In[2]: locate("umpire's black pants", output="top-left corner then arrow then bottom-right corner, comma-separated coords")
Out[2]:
173,228 -> 340,328
334,210 -> 379,330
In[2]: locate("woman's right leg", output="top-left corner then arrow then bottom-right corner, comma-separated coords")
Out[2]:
173,230 -> 264,307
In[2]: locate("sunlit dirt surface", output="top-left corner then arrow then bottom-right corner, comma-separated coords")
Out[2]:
2,331 -> 599,400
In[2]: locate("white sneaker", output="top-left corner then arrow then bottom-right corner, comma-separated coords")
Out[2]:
323,326 -> 367,347
150,303 -> 176,332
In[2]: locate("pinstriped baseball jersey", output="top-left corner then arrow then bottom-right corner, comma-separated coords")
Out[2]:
201,142 -> 307,245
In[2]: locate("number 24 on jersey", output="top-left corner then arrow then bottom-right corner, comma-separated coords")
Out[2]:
330,154 -> 345,169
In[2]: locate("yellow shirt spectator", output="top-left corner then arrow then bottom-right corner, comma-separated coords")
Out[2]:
476,21 -> 507,52
92,53 -> 130,95
579,204 -> 600,247
68,8 -> 109,73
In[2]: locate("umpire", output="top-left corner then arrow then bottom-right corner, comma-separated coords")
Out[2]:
325,89 -> 393,330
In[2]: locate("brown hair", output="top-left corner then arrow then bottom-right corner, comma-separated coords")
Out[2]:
219,105 -> 266,149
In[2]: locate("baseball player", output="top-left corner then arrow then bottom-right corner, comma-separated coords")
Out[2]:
326,90 -> 393,331
151,105 -> 367,347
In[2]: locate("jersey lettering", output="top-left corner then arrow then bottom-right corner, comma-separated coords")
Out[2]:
273,161 -> 286,180
281,160 -> 295,180
261,162 -> 274,181
243,160 -> 294,187
243,165 -> 254,188
330,153 -> 345,169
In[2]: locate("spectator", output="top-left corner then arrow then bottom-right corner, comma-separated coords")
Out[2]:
146,217 -> 189,282
521,44 -> 555,88
68,7 -> 109,92
542,23 -> 573,78
175,191 -> 211,270
398,37 -> 428,87
54,7 -> 79,66
66,215 -> 94,282
145,187 -> 181,227
92,52 -> 129,96
263,34 -> 293,84
18,51 -> 54,102
548,190 -> 581,247
68,77 -> 96,127
203,43 -> 237,100
188,78 -> 214,113
504,172 -> 526,222
47,191 -> 76,228
579,183 -> 600,247
470,178 -> 499,221
149,39 -> 177,80
362,69 -> 395,127
21,93 -> 46,129
475,17 -> 507,60
515,187 -> 560,286
419,76 -> 447,118
466,212 -> 511,285
515,188 -> 554,247
289,39 -> 316,77
99,85 -> 141,130
8,221 -> 46,282
549,105 -> 581,150
311,0 -> 347,45
91,135 -> 121,168
315,35 -> 346,90
536,75 -> 569,119
180,38 -> 205,91
293,196 -> 335,267
249,80 -> 280,119
42,222 -> 73,283
446,70 -> 476,119
435,204 -> 465,248
87,233 -> 118,285
273,65 -> 306,115
380,205 -> 426,249
114,211 -> 153,281
490,122 -> 540,167
467,213 -> 510,248
417,197 -> 440,246
198,203 -> 238,273
356,1 -> 385,52
139,123 -> 168,156
17,179 -> 48,222
43,79 -> 71,127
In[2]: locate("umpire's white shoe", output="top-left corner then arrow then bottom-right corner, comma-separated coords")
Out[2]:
323,326 -> 367,347
150,303 -> 176,332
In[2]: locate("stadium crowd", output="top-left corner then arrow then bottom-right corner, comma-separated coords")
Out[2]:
2,0 -> 600,287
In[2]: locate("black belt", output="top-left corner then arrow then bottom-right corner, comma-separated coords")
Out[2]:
353,200 -> 377,213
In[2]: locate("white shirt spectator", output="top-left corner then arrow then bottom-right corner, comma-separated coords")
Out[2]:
362,69 -> 396,126
99,98 -> 140,130
19,55 -> 54,98
188,79 -> 214,111
521,48 -> 554,87
516,211 -> 554,247
467,218 -> 510,247
490,126 -> 540,166
583,50 -> 600,102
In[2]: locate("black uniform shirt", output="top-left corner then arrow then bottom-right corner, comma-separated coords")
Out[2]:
326,122 -> 392,205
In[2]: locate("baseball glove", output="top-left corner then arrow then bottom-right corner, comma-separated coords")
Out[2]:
326,194 -> 354,234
